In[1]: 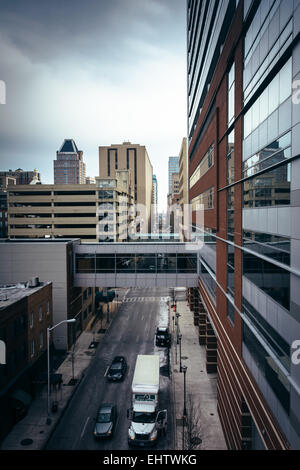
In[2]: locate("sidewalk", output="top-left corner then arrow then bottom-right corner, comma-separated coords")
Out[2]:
170,290 -> 227,450
0,295 -> 123,451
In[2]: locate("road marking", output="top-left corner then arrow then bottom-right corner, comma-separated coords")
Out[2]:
80,416 -> 90,439
104,365 -> 109,377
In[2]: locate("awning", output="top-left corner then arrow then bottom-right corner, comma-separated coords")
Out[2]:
11,389 -> 32,408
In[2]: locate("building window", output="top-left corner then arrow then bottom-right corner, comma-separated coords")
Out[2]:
227,130 -> 235,185
242,297 -> 290,371
228,62 -> 235,126
189,144 -> 214,189
242,230 -> 290,266
227,245 -> 234,296
243,131 -> 291,179
39,331 -> 44,349
243,162 -> 291,208
227,299 -> 235,325
30,311 -> 34,328
199,261 -> 216,303
244,59 -> 292,139
31,339 -> 35,357
227,186 -> 234,242
191,187 -> 214,210
98,190 -> 114,200
242,251 -> 290,310
39,306 -> 43,322
46,301 -> 50,316
242,322 -> 290,414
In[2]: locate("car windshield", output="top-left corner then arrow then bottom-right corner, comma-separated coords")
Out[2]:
132,412 -> 156,423
110,363 -> 122,370
97,412 -> 111,423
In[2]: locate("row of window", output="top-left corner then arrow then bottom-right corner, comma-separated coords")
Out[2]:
191,186 -> 214,210
244,3 -> 293,104
76,253 -> 197,274
189,144 -> 214,189
242,322 -> 290,414
30,332 -> 45,357
30,303 -> 50,328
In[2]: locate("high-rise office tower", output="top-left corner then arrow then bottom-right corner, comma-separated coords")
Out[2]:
187,0 -> 300,450
168,156 -> 179,195
99,142 -> 153,232
54,139 -> 86,184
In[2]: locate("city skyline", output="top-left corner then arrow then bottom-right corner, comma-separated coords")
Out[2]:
0,0 -> 187,212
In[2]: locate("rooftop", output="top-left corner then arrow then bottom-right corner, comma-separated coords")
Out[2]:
0,280 -> 52,310
0,238 -> 80,244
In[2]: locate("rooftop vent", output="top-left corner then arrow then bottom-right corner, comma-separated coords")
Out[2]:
29,277 -> 39,288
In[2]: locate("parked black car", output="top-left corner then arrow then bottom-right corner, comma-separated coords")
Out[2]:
93,403 -> 117,439
106,356 -> 127,381
155,326 -> 171,347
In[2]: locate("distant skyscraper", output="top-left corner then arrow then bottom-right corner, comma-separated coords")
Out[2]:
168,156 -> 179,194
54,139 -> 86,184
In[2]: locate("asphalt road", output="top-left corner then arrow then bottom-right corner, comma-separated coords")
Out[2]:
46,287 -> 175,450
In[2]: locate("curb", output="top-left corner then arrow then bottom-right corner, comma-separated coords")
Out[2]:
169,303 -> 178,451
41,371 -> 85,450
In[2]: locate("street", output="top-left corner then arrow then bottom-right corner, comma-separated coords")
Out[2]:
46,287 -> 175,450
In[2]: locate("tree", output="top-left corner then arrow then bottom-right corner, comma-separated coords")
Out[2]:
184,393 -> 203,450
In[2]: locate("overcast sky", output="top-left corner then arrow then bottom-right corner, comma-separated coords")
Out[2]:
0,0 -> 187,211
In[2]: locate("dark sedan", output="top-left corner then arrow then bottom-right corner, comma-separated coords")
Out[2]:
106,356 -> 127,382
93,403 -> 117,439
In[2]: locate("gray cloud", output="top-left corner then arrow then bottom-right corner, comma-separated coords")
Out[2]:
0,0 -> 187,209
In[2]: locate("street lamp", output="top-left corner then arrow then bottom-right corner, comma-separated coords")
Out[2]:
178,333 -> 182,372
175,313 -> 180,343
182,364 -> 187,450
47,318 -> 76,424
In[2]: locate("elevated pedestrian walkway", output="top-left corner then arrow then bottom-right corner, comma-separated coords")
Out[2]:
74,242 -> 199,288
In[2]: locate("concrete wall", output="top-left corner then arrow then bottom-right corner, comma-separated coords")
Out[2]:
0,242 -> 72,349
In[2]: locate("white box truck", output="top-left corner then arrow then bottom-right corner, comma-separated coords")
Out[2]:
127,354 -> 167,447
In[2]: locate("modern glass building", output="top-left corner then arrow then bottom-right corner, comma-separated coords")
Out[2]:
187,0 -> 300,450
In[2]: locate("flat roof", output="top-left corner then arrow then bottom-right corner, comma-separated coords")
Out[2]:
0,281 -> 52,310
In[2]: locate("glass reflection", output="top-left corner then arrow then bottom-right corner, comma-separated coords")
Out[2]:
116,254 -> 135,272
243,162 -> 291,208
